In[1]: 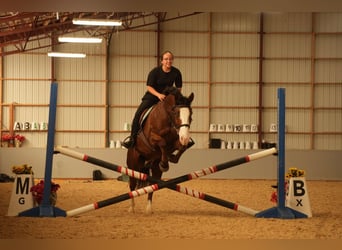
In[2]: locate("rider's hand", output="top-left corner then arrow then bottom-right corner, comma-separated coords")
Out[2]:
158,93 -> 166,101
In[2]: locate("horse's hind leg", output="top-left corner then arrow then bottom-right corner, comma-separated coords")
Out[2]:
146,161 -> 162,214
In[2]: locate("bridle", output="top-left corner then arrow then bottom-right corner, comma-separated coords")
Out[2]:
170,105 -> 191,130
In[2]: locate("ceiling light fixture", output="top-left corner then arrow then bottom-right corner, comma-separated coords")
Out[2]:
47,52 -> 86,58
72,18 -> 122,26
58,37 -> 103,43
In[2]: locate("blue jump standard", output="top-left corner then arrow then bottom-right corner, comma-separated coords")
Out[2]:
255,88 -> 307,219
19,82 -> 66,217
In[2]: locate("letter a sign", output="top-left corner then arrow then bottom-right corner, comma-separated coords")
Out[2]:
286,177 -> 312,217
7,174 -> 35,216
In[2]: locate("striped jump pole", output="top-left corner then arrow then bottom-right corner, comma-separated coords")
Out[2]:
55,146 -> 276,217
66,176 -> 260,217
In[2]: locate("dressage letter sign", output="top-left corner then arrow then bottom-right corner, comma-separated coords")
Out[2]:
286,177 -> 312,217
7,174 -> 35,216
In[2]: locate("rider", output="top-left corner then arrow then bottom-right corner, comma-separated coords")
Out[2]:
122,50 -> 195,149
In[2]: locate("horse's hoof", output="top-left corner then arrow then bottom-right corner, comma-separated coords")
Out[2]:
128,207 -> 135,213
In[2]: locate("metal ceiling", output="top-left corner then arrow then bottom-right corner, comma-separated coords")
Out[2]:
0,12 -> 201,56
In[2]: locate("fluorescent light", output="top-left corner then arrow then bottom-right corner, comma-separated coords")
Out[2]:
58,37 -> 103,43
72,18 -> 122,26
47,52 -> 86,58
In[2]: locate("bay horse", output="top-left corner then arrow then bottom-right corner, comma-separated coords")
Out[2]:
126,86 -> 194,214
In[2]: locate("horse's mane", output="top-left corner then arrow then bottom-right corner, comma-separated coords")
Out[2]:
163,86 -> 191,106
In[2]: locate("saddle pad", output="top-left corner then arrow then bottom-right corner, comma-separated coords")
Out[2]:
139,105 -> 155,127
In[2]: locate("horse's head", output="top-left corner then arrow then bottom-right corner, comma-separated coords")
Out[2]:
163,87 -> 194,146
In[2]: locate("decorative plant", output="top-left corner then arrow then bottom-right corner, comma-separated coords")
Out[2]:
12,164 -> 33,175
14,134 -> 26,142
1,133 -> 14,141
30,180 -> 60,205
270,167 -> 305,204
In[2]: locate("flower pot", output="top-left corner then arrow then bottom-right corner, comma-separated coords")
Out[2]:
15,139 -> 22,148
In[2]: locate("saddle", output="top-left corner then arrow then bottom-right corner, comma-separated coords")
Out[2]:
137,105 -> 156,151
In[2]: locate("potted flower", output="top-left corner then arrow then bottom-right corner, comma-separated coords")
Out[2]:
1,133 -> 14,147
30,180 -> 60,206
14,134 -> 25,147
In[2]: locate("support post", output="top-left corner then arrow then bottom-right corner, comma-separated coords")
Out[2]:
19,82 -> 66,217
255,88 -> 307,218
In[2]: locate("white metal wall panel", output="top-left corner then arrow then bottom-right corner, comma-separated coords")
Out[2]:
263,34 -> 312,58
211,109 -> 259,125
174,58 -> 208,83
316,35 -> 342,58
14,107 -> 49,123
57,81 -> 105,105
263,13 -> 312,32
190,107 -> 209,131
109,82 -> 146,106
1,107 -> 9,130
315,135 -> 342,150
56,107 -> 104,130
315,110 -> 342,132
110,56 -> 155,82
287,109 -> 312,132
314,85 -> 342,107
262,109 -> 279,132
3,80 -> 51,104
211,13 -> 260,32
211,34 -> 260,57
314,13 -> 342,32
315,60 -> 342,83
4,54 -> 51,79
263,60 -> 311,83
211,59 -> 259,82
55,56 -> 104,81
161,32 -> 209,57
109,107 -> 135,133
286,134 -> 312,149
264,84 -> 312,107
211,84 -> 259,106
181,82 -> 209,107
110,31 -> 157,55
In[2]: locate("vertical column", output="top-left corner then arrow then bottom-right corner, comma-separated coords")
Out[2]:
277,88 -> 286,209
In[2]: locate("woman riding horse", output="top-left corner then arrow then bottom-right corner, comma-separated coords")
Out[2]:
123,50 -> 194,149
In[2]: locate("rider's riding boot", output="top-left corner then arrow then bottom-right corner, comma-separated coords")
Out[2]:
122,136 -> 135,149
186,137 -> 195,149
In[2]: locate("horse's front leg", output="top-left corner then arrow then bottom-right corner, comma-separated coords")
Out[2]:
146,161 -> 162,214
151,132 -> 169,172
158,147 -> 170,172
128,177 -> 136,213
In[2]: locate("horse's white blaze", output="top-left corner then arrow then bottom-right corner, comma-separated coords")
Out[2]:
178,107 -> 190,145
